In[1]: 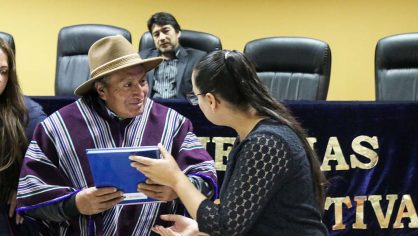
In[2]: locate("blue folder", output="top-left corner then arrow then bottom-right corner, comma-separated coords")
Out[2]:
86,146 -> 162,205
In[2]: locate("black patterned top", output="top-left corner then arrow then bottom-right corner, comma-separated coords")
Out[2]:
196,119 -> 328,236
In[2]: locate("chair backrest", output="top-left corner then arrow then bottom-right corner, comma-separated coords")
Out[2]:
138,29 -> 222,53
0,31 -> 15,54
55,24 -> 131,96
244,37 -> 331,100
375,33 -> 418,101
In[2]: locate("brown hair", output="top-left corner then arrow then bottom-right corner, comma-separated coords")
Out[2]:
0,39 -> 28,200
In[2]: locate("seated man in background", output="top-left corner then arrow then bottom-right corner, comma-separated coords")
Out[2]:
16,35 -> 217,235
140,12 -> 207,99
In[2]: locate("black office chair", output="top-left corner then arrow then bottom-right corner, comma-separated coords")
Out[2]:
0,31 -> 15,54
138,29 -> 222,53
244,37 -> 331,100
55,24 -> 131,96
375,33 -> 418,101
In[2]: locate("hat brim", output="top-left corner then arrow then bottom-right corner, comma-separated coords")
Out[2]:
74,56 -> 163,96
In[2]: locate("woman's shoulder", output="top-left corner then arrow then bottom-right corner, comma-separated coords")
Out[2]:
23,96 -> 46,117
246,119 -> 304,154
250,119 -> 298,141
23,96 -> 42,109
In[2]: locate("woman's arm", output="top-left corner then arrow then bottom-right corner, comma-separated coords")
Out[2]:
131,133 -> 291,235
196,133 -> 291,235
131,143 -> 206,219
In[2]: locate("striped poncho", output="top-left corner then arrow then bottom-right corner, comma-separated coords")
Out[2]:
17,97 -> 217,235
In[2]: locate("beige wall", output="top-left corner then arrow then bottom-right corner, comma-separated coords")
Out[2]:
1,0 -> 418,100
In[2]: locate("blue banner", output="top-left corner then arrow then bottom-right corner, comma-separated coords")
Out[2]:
32,97 -> 418,236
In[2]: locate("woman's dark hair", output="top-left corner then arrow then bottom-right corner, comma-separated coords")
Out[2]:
193,50 -> 327,211
147,12 -> 181,33
0,39 -> 28,201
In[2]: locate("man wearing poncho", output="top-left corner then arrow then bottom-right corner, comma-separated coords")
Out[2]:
16,35 -> 217,235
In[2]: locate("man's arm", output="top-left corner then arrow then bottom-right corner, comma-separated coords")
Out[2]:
25,187 -> 124,222
188,175 -> 214,199
171,118 -> 218,199
25,195 -> 79,222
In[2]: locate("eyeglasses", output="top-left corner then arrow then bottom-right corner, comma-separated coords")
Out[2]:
186,92 -> 206,106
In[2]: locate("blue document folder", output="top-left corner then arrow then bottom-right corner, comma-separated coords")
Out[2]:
86,146 -> 162,205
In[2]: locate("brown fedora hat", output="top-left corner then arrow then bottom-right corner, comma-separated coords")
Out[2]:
74,35 -> 163,96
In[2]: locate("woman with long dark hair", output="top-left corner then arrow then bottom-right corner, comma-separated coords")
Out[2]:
131,50 -> 328,236
0,38 -> 46,235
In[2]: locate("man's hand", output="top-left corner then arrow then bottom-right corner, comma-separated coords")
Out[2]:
138,179 -> 178,201
75,187 -> 124,215
8,190 -> 24,224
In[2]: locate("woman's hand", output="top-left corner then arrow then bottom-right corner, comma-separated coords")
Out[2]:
132,144 -> 207,220
152,214 -> 200,236
130,143 -> 184,188
8,190 -> 24,224
75,187 -> 124,215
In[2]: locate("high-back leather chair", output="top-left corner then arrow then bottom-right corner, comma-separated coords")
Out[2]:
55,24 -> 131,96
0,31 -> 15,54
375,33 -> 418,101
138,29 -> 222,53
244,37 -> 331,100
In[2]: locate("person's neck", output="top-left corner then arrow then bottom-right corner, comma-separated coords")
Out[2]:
161,49 -> 177,60
227,109 -> 265,140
